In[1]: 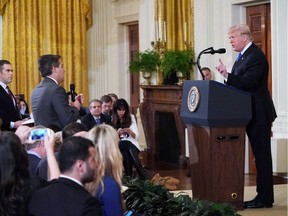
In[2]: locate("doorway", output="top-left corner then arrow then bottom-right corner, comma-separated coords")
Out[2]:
246,3 -> 271,174
128,24 -> 140,115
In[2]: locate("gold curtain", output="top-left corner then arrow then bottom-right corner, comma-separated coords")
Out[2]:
155,0 -> 194,50
0,0 -> 91,106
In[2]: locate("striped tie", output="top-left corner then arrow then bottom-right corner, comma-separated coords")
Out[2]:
6,86 -> 15,105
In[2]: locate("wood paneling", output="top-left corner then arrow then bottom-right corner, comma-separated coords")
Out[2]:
139,85 -> 186,166
187,125 -> 246,210
129,24 -> 140,115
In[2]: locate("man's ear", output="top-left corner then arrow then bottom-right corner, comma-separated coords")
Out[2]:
76,160 -> 85,173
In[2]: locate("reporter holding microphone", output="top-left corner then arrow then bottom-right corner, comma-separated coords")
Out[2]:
31,54 -> 83,130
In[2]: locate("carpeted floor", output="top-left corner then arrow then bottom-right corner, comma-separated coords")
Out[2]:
173,184 -> 287,216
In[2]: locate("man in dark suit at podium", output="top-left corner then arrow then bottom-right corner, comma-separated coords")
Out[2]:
216,24 -> 277,209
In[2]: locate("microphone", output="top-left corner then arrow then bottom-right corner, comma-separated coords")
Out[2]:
203,48 -> 226,55
196,47 -> 226,80
70,84 -> 75,102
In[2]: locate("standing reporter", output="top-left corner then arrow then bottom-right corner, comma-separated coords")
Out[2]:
31,54 -> 82,130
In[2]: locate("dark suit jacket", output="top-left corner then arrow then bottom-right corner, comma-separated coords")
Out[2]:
28,153 -> 42,177
28,177 -> 102,216
0,85 -> 21,130
81,113 -> 111,130
31,77 -> 79,129
226,43 -> 277,126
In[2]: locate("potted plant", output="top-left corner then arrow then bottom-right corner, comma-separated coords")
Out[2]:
129,49 -> 161,85
161,49 -> 194,85
123,178 -> 240,216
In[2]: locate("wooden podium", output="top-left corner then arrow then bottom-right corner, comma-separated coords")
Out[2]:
180,80 -> 251,210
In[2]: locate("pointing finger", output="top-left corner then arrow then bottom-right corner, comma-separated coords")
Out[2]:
219,58 -> 224,65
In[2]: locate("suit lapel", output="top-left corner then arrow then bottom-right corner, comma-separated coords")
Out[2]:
231,43 -> 256,75
0,86 -> 20,118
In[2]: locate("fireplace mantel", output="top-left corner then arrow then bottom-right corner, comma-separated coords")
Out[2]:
139,85 -> 186,165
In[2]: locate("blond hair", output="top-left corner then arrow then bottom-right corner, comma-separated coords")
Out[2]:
86,124 -> 123,195
229,24 -> 253,41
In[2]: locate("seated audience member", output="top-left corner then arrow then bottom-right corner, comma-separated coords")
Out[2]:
36,122 -> 88,180
0,129 -> 58,216
201,67 -> 213,80
25,137 -> 47,177
87,124 -> 124,216
19,98 -> 30,119
21,125 -> 50,176
100,94 -> 113,117
61,122 -> 88,140
112,98 -> 149,179
108,93 -> 118,107
81,99 -> 111,130
67,90 -> 89,117
28,136 -> 103,216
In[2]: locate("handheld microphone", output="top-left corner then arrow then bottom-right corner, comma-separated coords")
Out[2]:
70,84 -> 75,102
203,48 -> 226,55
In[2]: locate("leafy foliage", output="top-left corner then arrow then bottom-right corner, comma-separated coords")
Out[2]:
129,49 -> 161,73
161,49 -> 195,78
123,178 -> 241,216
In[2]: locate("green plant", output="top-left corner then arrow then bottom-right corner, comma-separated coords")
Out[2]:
129,49 -> 161,73
123,178 -> 240,216
161,49 -> 195,78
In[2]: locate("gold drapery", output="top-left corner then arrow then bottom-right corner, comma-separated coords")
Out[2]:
0,0 -> 91,106
155,0 -> 194,50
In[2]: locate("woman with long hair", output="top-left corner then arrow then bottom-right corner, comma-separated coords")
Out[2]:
0,129 -> 58,216
111,98 -> 148,179
0,132 -> 31,216
86,124 -> 124,216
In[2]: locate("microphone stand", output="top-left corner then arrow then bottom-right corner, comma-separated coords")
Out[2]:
196,47 -> 213,80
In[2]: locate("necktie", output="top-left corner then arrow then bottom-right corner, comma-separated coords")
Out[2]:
95,118 -> 100,125
236,53 -> 242,62
6,86 -> 15,104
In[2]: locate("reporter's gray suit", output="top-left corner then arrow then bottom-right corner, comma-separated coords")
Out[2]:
31,77 -> 79,129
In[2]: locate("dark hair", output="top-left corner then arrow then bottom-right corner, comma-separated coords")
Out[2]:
0,59 -> 11,71
0,131 -> 30,216
19,99 -> 30,114
58,136 -> 94,173
38,54 -> 61,77
108,93 -> 118,100
201,67 -> 211,72
100,95 -> 112,103
62,122 -> 88,140
112,98 -> 131,129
